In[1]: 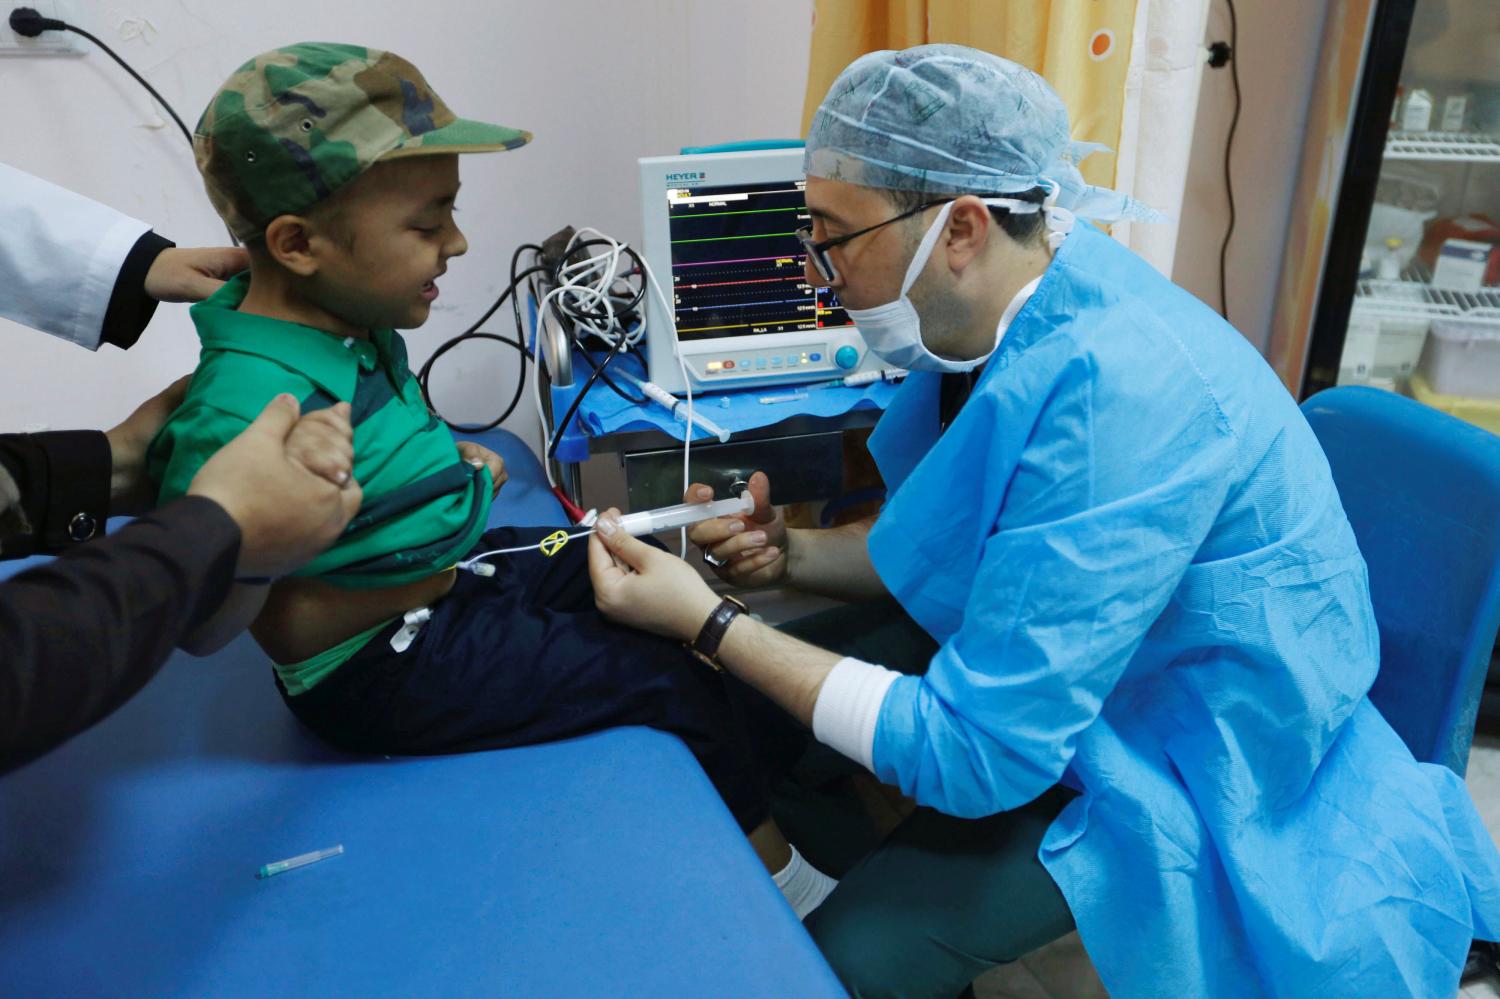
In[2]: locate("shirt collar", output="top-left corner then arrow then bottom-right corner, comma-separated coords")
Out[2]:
189,272 -> 394,402
996,275 -> 1043,346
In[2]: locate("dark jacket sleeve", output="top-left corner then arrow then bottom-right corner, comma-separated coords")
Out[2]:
0,431 -> 113,560
0,496 -> 240,773
100,230 -> 173,350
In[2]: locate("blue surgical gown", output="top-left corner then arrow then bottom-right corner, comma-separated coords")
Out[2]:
864,223 -> 1500,997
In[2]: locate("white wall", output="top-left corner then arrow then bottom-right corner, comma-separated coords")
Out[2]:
0,0 -> 813,450
1173,0 -> 1331,353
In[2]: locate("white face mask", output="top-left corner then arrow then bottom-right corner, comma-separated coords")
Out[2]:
844,192 -> 1067,374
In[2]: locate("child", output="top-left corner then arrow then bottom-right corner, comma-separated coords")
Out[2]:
149,42 -> 835,917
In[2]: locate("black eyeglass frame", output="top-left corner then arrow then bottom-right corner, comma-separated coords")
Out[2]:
794,198 -> 955,283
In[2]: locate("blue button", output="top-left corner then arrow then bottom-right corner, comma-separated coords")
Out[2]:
787,355 -> 799,365
810,352 -> 822,362
835,346 -> 859,370
770,356 -> 783,367
756,358 -> 768,369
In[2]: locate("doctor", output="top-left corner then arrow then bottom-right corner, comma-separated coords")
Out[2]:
589,46 -> 1500,998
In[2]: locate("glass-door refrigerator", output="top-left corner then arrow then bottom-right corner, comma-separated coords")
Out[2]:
1270,0 -> 1500,720
1276,0 -> 1500,418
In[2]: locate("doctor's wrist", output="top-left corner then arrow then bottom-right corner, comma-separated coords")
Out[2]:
782,527 -> 808,587
675,589 -> 724,645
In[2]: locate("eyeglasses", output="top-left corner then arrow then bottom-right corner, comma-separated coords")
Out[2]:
795,199 -> 955,284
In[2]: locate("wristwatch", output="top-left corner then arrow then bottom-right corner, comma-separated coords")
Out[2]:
686,594 -> 749,671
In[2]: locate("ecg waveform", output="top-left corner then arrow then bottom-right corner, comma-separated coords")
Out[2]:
666,181 -> 848,340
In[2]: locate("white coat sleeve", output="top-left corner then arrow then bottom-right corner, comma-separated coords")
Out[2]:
0,161 -> 151,350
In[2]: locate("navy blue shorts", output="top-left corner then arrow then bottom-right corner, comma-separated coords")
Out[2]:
277,526 -> 770,832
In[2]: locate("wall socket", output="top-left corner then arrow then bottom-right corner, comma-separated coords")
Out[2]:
0,3 -> 86,56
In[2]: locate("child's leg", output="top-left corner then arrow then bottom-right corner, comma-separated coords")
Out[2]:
281,527 -> 836,906
280,528 -> 770,835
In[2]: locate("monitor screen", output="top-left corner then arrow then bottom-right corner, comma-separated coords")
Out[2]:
664,179 -> 850,343
639,148 -> 882,394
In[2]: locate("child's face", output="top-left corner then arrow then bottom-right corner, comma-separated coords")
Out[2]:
308,155 -> 468,331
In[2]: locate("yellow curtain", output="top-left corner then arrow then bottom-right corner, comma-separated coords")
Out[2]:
801,0 -> 1137,191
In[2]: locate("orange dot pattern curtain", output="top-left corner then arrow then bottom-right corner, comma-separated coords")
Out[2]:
801,0 -> 1139,193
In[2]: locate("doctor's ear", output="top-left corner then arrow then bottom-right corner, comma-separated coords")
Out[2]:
942,196 -> 994,270
260,215 -> 322,276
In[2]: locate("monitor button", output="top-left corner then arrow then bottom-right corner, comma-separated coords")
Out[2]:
835,346 -> 859,370
755,358 -> 768,369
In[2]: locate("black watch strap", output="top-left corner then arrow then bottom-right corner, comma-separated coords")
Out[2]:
688,595 -> 748,671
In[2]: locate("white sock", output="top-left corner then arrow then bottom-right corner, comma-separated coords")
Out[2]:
772,844 -> 838,920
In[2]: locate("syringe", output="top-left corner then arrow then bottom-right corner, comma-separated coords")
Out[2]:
611,490 -> 753,536
459,492 -> 754,575
257,844 -> 343,879
612,368 -> 731,443
817,368 -> 908,389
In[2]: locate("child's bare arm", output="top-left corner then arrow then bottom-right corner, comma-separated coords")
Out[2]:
181,583 -> 269,656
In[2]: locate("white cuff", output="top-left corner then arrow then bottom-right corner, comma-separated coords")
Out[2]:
0,162 -> 150,350
811,657 -> 901,772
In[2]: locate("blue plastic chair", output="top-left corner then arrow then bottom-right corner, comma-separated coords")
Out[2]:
1301,386 -> 1500,776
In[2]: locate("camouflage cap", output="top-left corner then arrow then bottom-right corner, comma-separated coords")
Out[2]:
195,42 -> 532,240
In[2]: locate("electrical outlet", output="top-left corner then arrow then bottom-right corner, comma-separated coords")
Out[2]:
0,3 -> 86,56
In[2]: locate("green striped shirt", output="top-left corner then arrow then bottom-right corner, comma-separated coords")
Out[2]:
147,273 -> 492,689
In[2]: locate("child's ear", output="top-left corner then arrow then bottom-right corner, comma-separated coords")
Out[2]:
262,215 -> 320,276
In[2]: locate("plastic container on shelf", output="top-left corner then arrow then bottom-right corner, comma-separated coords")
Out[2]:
1408,371 -> 1500,435
1379,319 -> 1433,376
1417,318 -> 1500,399
1339,307 -> 1430,385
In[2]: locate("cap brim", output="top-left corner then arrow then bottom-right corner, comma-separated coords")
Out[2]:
381,118 -> 533,159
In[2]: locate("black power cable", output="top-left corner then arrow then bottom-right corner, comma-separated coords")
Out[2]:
419,229 -> 655,440
9,7 -> 193,148
416,242 -> 548,432
1217,0 -> 1242,323
574,347 -> 648,406
545,343 -> 629,464
9,6 -> 236,244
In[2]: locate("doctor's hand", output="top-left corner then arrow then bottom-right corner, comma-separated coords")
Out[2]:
188,394 -> 363,578
106,373 -> 193,516
143,246 -> 250,303
588,510 -> 720,643
685,471 -> 787,588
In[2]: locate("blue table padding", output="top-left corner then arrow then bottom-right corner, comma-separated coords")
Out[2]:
0,428 -> 843,997
549,352 -> 899,462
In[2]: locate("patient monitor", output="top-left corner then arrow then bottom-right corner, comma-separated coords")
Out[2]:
638,148 -> 885,395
